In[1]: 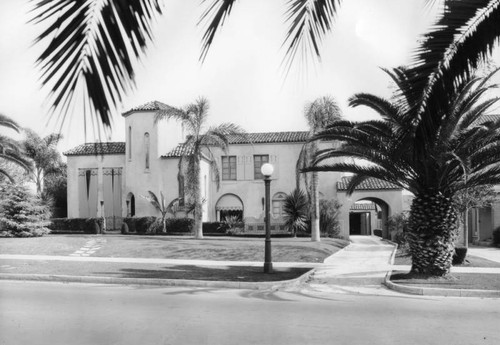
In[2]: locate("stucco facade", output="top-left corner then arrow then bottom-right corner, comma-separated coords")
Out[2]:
64,101 -> 500,242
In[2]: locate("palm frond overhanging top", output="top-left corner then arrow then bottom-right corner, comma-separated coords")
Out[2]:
31,0 -> 163,131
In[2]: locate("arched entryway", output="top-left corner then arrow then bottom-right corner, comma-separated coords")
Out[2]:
216,194 -> 244,221
126,192 -> 135,217
349,198 -> 390,238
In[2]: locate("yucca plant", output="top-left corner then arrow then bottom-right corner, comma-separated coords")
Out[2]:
283,189 -> 309,237
307,67 -> 500,276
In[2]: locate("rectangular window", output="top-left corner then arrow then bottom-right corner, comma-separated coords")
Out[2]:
253,155 -> 269,179
272,200 -> 284,217
222,156 -> 237,180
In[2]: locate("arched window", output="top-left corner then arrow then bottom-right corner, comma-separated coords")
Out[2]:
272,192 -> 287,218
128,126 -> 132,160
144,132 -> 150,170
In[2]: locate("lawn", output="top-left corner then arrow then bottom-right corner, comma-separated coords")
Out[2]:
392,248 -> 500,291
0,259 -> 310,282
395,252 -> 500,268
390,271 -> 500,291
0,235 -> 349,263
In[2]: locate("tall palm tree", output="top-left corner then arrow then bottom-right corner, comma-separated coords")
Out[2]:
296,96 -> 342,241
0,114 -> 32,182
306,67 -> 500,276
155,97 -> 246,239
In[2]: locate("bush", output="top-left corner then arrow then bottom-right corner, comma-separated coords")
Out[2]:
123,217 -> 156,234
164,218 -> 194,234
123,217 -> 194,235
0,183 -> 51,237
453,247 -> 468,265
203,222 -> 229,234
48,218 -> 104,233
283,189 -> 309,237
319,199 -> 341,238
386,212 -> 409,245
493,227 -> 500,248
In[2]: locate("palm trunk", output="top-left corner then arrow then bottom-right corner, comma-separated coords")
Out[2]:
406,192 -> 458,276
193,159 -> 203,239
310,171 -> 320,242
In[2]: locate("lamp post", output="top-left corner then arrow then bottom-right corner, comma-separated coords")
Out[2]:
261,163 -> 274,273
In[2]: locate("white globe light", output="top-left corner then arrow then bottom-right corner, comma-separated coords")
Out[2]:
261,163 -> 274,177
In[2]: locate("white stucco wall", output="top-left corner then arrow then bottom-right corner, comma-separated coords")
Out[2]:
66,154 -> 125,218
207,141 -> 340,223
337,189 -> 404,239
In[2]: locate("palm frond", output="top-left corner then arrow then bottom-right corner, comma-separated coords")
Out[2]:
282,0 -> 341,73
408,0 -> 500,127
0,169 -> 15,183
31,0 -> 163,131
0,114 -> 21,133
199,0 -> 237,62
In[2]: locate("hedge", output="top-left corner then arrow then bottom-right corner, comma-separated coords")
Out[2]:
122,217 -> 194,235
49,218 -> 104,234
202,222 -> 229,234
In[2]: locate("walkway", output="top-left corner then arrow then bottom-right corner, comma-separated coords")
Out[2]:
304,236 -> 395,292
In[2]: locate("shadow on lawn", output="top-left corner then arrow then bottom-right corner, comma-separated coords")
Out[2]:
95,265 -> 310,282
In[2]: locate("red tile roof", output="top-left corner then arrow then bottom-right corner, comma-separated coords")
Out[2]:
337,176 -> 401,191
162,143 -> 195,158
227,131 -> 309,144
64,142 -> 126,156
122,100 -> 176,116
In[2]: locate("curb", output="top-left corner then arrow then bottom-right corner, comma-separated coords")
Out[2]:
383,241 -> 500,298
383,271 -> 500,297
0,268 -> 316,290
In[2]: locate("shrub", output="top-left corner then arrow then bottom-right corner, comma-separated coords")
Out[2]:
319,199 -> 341,238
0,183 -> 51,237
493,227 -> 500,248
386,212 -> 409,244
123,217 -> 156,234
283,189 -> 309,237
48,218 -> 104,233
203,222 -> 229,234
453,247 -> 468,265
123,217 -> 194,235
164,218 -> 194,234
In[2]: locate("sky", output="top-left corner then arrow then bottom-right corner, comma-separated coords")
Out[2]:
0,0 -> 451,153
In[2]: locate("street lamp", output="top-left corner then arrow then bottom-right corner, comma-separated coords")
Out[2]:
261,163 -> 274,273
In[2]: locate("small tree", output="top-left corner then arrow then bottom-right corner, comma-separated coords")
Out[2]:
283,189 -> 309,237
453,185 -> 497,247
319,199 -> 341,238
386,211 -> 410,247
0,183 -> 51,237
142,191 -> 170,233
22,129 -> 63,195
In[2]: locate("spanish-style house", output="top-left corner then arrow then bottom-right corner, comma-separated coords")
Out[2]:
64,101 -> 500,243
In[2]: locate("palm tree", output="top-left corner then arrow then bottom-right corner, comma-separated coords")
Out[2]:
142,191 -> 169,233
0,114 -> 32,182
296,96 -> 342,241
155,97 -> 246,239
306,67 -> 500,276
22,129 -> 63,194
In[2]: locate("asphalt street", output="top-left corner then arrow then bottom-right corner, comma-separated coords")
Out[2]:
1,280 -> 499,345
